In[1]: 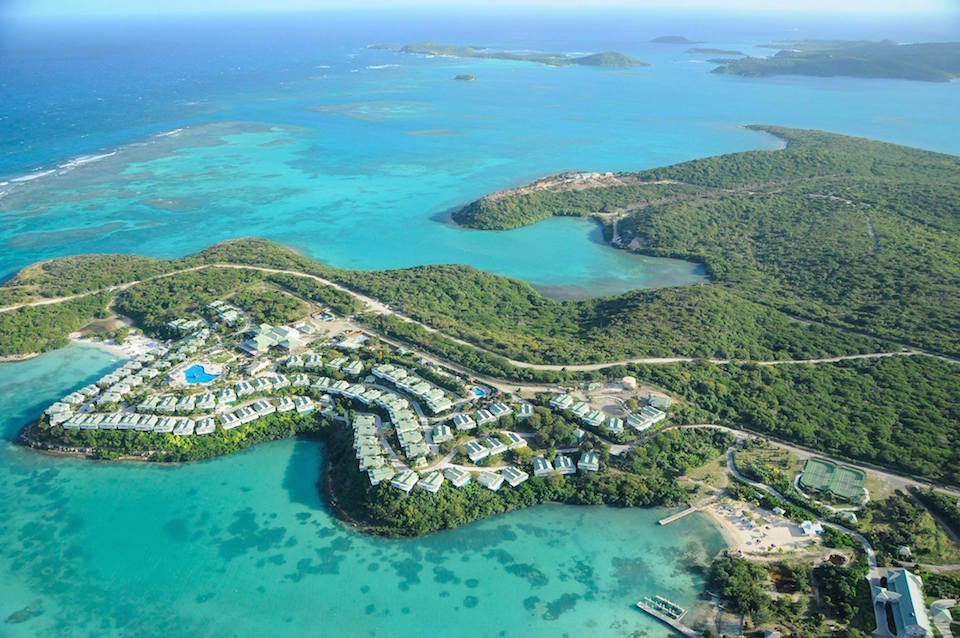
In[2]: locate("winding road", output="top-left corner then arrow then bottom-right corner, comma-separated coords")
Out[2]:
3,262 -> 957,369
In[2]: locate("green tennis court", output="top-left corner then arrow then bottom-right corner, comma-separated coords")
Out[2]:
799,458 -> 865,502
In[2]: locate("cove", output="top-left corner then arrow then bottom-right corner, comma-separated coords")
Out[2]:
0,122 -> 709,299
0,344 -> 727,637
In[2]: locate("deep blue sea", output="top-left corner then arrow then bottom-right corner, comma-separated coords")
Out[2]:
1,10 -> 959,637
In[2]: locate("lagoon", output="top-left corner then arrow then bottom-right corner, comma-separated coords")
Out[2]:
0,345 -> 727,637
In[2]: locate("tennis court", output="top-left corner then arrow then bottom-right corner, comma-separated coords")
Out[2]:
799,458 -> 865,502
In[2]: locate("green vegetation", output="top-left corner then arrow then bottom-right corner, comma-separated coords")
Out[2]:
339,265 -> 885,363
454,128 -> 960,357
813,558 -> 874,631
0,293 -> 111,357
263,273 -> 361,316
453,182 -> 699,230
21,411 -> 324,463
912,489 -> 960,540
229,286 -> 308,325
0,253 -> 172,305
113,268 -> 261,337
708,555 -> 771,621
384,42 -> 648,67
329,427 -> 729,537
709,550 -> 873,634
713,40 -> 960,82
631,357 -> 960,485
859,492 -> 960,565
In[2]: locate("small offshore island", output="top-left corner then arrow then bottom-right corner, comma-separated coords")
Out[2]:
370,42 -> 648,67
3,125 -> 960,637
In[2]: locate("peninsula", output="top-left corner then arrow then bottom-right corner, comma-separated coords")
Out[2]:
370,42 -> 648,68
712,39 -> 960,82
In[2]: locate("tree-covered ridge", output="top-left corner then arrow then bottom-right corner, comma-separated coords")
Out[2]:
451,128 -> 960,356
712,40 -> 960,83
0,293 -> 112,357
0,254 -> 174,307
629,356 -> 960,485
335,264 -> 885,363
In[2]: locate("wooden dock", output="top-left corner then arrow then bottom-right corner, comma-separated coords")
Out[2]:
658,506 -> 698,526
636,598 -> 699,638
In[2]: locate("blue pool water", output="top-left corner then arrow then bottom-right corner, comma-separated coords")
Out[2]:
183,364 -> 218,385
472,387 -> 487,398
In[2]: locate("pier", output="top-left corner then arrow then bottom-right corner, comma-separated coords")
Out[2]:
636,596 -> 699,638
658,506 -> 699,525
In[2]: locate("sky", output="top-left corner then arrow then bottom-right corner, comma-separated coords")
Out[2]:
4,0 -> 959,17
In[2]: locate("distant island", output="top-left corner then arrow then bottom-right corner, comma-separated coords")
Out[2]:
371,42 -> 648,68
712,40 -> 960,82
652,35 -> 702,44
453,74 -> 476,81
687,47 -> 745,56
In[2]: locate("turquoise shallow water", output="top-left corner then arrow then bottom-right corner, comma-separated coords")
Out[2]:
2,14 -> 959,295
0,345 -> 726,637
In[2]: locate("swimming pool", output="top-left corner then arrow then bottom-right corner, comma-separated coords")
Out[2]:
471,387 -> 487,398
184,364 -> 218,385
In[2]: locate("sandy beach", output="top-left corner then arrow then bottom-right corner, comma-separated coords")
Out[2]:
69,333 -> 161,360
703,499 -> 815,555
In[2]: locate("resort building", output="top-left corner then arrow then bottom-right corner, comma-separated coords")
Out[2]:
604,417 -> 624,434
550,394 -> 574,410
533,456 -> 553,477
444,467 -> 472,488
488,402 -> 511,419
873,569 -> 933,638
502,431 -> 526,449
368,466 -> 395,486
419,471 -> 445,494
476,472 -> 504,492
293,396 -> 314,414
196,393 -> 217,411
452,413 -> 476,431
391,470 -> 419,494
517,403 -> 534,419
475,409 -> 496,427
639,405 -> 666,425
627,413 -> 653,432
501,466 -> 529,487
195,417 -> 216,435
481,436 -> 508,456
431,423 -> 453,444
465,440 -> 490,463
343,360 -> 364,376
554,454 -> 575,475
578,451 -> 600,472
